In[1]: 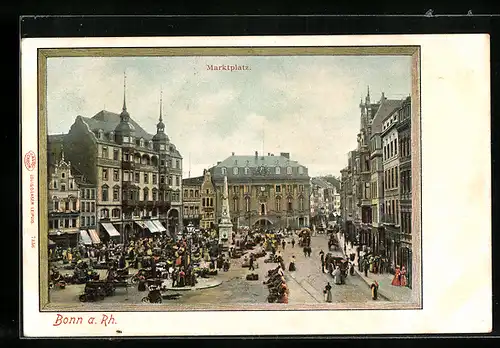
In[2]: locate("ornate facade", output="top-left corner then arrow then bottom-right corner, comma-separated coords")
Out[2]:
48,151 -> 81,247
209,151 -> 311,230
200,169 -> 217,230
61,78 -> 182,242
182,176 -> 203,227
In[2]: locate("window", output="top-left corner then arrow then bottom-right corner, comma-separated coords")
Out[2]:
275,185 -> 281,193
364,182 -> 370,199
176,160 -> 180,169
152,174 -> 157,184
286,167 -> 292,175
90,216 -> 95,226
61,172 -> 65,178
298,167 -> 304,175
168,176 -> 172,185
113,149 -> 119,160
395,139 -> 398,155
144,173 -> 149,184
299,198 -> 304,211
160,175 -> 165,184
103,169 -> 108,180
113,169 -> 119,181
135,172 -> 140,183
143,188 -> 149,201
276,199 -> 281,211
152,190 -> 157,201
72,201 -> 77,210
80,216 -> 85,227
245,197 -> 250,212
124,153 -> 130,162
299,185 -> 304,192
112,208 -> 120,219
176,176 -> 180,186
244,167 -> 249,175
195,190 -> 199,198
233,198 -> 238,211
288,199 -> 292,211
233,167 -> 239,175
221,167 -> 227,175
101,185 -> 109,201
73,219 -> 78,227
69,182 -> 73,189
395,167 -> 399,188
101,208 -> 109,219
210,198 -> 213,207
184,189 -> 188,198
190,190 -> 194,198
275,167 -> 281,174
113,186 -> 119,201
61,184 -> 66,191
53,181 -> 57,189
102,147 -> 108,158
91,202 -> 95,212
202,198 -> 206,206
54,201 -> 59,211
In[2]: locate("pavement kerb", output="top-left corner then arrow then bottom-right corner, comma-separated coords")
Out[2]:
340,250 -> 391,301
162,280 -> 222,291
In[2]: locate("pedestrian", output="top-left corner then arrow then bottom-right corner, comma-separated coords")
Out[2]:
323,282 -> 333,302
307,246 -> 312,257
282,240 -> 286,250
288,255 -> 296,272
319,250 -> 325,273
364,258 -> 368,277
332,266 -> 342,285
303,246 -> 307,257
391,265 -> 402,286
291,238 -> 295,248
400,266 -> 407,287
371,280 -> 379,300
249,254 -> 255,271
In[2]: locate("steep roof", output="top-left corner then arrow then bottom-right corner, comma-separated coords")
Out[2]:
182,176 -> 204,186
321,176 -> 341,192
215,154 -> 303,168
81,110 -> 153,140
370,99 -> 403,134
311,177 -> 333,189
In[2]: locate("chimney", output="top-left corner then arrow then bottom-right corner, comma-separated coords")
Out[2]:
280,152 -> 290,159
217,161 -> 221,165
268,152 -> 270,156
255,151 -> 258,159
232,152 -> 235,156
381,92 -> 385,100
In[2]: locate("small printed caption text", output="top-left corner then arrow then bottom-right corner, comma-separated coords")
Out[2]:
53,313 -> 117,327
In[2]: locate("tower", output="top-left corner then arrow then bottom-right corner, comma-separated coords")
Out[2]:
152,88 -> 170,151
218,175 -> 233,249
114,72 -> 136,145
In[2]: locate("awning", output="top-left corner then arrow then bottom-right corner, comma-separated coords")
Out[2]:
88,229 -> 101,244
101,223 -> 121,237
144,220 -> 161,233
152,220 -> 166,232
135,220 -> 148,229
80,230 -> 92,245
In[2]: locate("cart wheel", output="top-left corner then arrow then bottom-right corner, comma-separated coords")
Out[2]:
154,297 -> 162,304
131,277 -> 139,284
79,294 -> 87,302
141,296 -> 150,303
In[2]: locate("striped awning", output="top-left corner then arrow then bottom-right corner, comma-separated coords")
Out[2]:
101,223 -> 121,237
144,220 -> 161,233
88,229 -> 101,244
152,220 -> 166,232
80,230 -> 92,245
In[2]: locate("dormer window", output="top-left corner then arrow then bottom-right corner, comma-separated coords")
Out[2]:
244,167 -> 249,175
286,167 -> 292,175
98,129 -> 104,139
148,142 -> 153,149
140,138 -> 144,147
233,167 -> 239,175
123,136 -> 130,143
109,131 -> 114,142
160,144 -> 165,150
298,167 -> 304,175
275,166 -> 281,175
221,167 -> 227,175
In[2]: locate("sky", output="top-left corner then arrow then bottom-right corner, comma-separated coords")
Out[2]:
46,55 -> 411,178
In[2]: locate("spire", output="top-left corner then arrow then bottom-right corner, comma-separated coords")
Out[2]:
367,85 -> 370,98
122,71 -> 127,111
60,143 -> 65,162
159,88 -> 163,122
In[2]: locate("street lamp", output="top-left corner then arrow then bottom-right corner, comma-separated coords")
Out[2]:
186,222 -> 195,268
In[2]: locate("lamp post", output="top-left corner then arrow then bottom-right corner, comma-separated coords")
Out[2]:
186,222 -> 195,269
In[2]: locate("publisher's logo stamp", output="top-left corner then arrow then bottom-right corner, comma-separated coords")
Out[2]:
24,151 -> 36,171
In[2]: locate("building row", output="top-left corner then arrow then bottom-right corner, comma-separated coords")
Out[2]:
47,80 -> 183,247
309,177 -> 341,229
182,151 -> 312,231
340,88 -> 413,287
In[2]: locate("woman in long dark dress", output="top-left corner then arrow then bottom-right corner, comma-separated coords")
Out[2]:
324,282 -> 333,302
288,256 -> 296,272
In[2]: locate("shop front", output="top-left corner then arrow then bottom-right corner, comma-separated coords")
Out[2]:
100,222 -> 121,243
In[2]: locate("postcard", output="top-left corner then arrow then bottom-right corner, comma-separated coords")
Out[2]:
20,34 -> 491,337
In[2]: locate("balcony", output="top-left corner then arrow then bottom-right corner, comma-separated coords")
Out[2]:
97,157 -> 121,168
121,161 -> 135,170
135,163 -> 158,172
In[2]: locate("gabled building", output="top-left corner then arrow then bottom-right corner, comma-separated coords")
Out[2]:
200,169 -> 217,230
369,97 -> 404,256
209,151 -> 311,230
47,150 -> 81,247
61,78 -> 182,242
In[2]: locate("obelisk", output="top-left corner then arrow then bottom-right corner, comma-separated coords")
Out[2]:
218,175 -> 233,250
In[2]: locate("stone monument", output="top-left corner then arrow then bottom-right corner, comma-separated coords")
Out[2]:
218,175 -> 233,250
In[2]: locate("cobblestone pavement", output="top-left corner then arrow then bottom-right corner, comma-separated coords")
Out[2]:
49,234 -> 383,307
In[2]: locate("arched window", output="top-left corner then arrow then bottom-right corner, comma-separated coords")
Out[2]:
286,167 -> 292,175
221,167 -> 227,175
101,208 -> 109,218
143,187 -> 149,201
101,184 -> 109,201
202,198 -> 206,207
244,167 -> 250,175
112,208 -> 120,218
275,166 -> 281,174
233,167 -> 239,175
140,138 -> 144,147
184,189 -> 188,197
